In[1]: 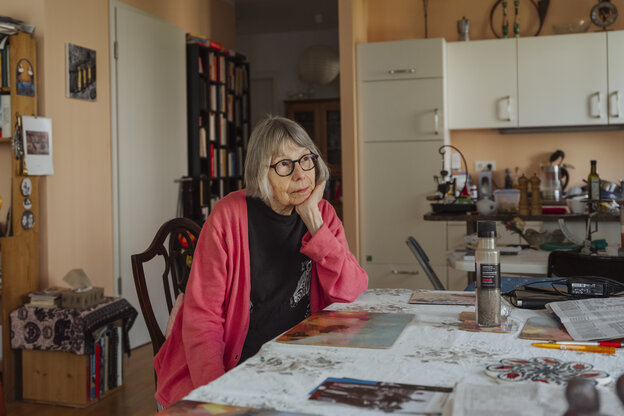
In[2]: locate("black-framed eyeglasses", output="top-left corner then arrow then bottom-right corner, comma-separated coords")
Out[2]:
269,153 -> 318,177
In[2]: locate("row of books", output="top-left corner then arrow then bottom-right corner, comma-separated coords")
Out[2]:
198,50 -> 226,83
198,178 -> 243,221
226,62 -> 249,95
88,323 -> 123,400
199,113 -> 228,151
198,145 -> 244,179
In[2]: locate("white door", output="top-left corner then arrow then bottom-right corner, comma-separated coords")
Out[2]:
518,32 -> 607,127
111,1 -> 187,348
608,31 -> 624,124
447,38 -> 518,129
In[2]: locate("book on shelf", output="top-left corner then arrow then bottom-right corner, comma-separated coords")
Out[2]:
198,127 -> 207,158
218,84 -> 226,113
218,55 -> 226,82
219,114 -> 227,145
1,94 -> 10,137
209,84 -> 216,112
208,112 -> 216,142
226,93 -> 234,122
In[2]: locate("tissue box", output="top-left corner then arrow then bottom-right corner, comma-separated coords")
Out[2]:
61,287 -> 104,310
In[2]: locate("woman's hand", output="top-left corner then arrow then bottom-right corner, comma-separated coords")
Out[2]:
296,181 -> 326,235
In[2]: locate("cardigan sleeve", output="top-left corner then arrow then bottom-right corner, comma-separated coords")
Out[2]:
300,200 -> 368,306
181,213 -> 229,387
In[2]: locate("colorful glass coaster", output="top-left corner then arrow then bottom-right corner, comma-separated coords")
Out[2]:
485,357 -> 611,386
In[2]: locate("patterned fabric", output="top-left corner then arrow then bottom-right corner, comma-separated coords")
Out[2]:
10,297 -> 138,356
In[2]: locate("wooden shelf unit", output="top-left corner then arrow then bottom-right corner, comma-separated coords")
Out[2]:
185,36 -> 251,224
0,31 -> 40,403
285,98 -> 342,219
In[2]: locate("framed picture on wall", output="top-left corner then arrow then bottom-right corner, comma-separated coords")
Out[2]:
66,43 -> 97,101
22,115 -> 54,175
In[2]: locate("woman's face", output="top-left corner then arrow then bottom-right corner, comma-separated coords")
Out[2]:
267,141 -> 316,215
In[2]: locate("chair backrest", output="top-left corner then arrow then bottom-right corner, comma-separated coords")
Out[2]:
131,217 -> 201,356
547,250 -> 624,284
405,237 -> 446,290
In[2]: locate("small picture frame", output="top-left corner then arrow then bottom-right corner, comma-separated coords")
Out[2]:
66,43 -> 96,101
22,115 -> 54,175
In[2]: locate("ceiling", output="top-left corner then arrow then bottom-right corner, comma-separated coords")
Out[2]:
234,0 -> 338,35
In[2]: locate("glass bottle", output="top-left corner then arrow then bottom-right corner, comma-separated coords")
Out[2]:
588,160 -> 600,202
476,221 -> 501,327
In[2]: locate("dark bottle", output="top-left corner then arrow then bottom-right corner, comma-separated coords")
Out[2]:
587,160 -> 600,202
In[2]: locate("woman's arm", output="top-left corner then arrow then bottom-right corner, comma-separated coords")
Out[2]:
181,216 -> 229,386
300,200 -> 368,305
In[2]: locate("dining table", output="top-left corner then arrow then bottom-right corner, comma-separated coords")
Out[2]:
184,288 -> 624,415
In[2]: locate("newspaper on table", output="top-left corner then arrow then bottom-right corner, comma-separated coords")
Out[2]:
546,297 -> 624,341
451,381 -> 623,416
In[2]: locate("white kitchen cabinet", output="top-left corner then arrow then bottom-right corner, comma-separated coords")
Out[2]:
447,38 -> 518,129
359,78 -> 444,142
357,38 -> 448,289
518,32 -> 608,127
357,38 -> 444,82
608,31 -> 624,124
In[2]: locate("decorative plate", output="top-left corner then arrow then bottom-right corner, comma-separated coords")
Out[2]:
485,357 -> 611,386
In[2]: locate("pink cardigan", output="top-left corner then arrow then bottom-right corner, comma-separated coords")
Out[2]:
154,190 -> 368,406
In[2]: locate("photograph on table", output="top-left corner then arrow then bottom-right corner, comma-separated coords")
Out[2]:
309,377 -> 452,414
409,290 -> 475,305
518,315 -> 573,341
277,310 -> 414,349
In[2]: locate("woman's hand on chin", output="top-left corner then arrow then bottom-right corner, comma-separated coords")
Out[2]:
296,181 -> 326,235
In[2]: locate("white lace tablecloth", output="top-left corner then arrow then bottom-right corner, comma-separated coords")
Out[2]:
185,289 -> 624,415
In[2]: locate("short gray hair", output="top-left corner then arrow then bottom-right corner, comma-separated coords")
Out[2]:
245,115 -> 330,201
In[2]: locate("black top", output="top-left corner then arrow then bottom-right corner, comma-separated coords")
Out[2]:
240,197 -> 311,363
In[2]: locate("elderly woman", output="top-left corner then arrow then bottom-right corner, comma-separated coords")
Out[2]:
154,116 -> 368,407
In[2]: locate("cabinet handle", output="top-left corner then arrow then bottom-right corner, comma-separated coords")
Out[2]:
391,269 -> 419,275
610,91 -> 621,118
590,92 -> 602,119
503,96 -> 512,121
388,68 -> 416,75
434,108 -> 440,135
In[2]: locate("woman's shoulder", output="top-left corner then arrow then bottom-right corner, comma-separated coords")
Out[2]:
206,190 -> 247,223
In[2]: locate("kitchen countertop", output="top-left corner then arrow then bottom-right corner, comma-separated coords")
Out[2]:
424,212 -> 620,222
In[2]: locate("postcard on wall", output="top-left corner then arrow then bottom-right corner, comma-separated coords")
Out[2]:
409,290 -> 475,306
309,377 -> 452,414
22,115 -> 53,175
276,310 -> 414,349
66,43 -> 96,101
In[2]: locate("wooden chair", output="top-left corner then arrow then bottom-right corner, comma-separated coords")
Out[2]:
547,250 -> 624,284
131,217 -> 201,357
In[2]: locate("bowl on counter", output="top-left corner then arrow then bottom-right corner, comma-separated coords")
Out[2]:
566,197 -> 586,214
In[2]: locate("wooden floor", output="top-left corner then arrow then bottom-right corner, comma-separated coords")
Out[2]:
7,343 -> 157,416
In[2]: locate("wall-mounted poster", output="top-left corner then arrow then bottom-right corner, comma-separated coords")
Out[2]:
22,115 -> 54,175
66,43 -> 96,101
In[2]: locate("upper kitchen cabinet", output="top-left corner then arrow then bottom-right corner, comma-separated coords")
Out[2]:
357,38 -> 446,142
447,38 -> 518,129
608,31 -> 624,124
518,32 -> 607,127
357,38 -> 444,81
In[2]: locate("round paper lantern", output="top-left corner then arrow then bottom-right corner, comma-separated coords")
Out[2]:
297,45 -> 339,86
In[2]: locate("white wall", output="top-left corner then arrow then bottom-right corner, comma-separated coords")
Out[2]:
237,29 -> 340,123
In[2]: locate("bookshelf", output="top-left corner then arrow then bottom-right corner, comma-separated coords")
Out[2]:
285,98 -> 342,219
0,31 -> 40,402
21,321 -> 125,407
185,36 -> 250,223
